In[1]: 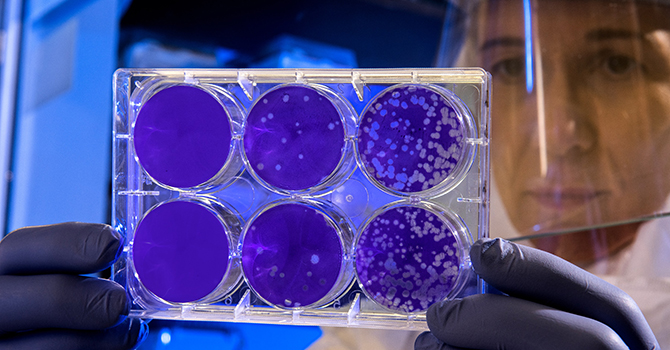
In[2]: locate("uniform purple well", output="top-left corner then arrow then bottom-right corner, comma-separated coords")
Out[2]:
243,85 -> 345,191
132,200 -> 231,304
133,85 -> 232,189
242,202 -> 344,308
355,205 -> 461,313
358,84 -> 465,194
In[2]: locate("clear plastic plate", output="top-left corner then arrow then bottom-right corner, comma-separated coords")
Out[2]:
112,68 -> 490,330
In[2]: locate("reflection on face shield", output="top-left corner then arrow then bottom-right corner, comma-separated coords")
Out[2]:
444,0 -> 670,265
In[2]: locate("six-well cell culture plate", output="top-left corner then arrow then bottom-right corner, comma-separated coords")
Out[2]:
112,68 -> 490,330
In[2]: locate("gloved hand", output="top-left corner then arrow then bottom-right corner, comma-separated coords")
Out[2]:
0,222 -> 148,350
415,238 -> 660,350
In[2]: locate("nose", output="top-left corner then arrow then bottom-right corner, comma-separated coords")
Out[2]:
544,103 -> 596,157
538,64 -> 597,159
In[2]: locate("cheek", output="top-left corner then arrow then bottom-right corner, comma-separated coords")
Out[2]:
649,85 -> 670,158
595,88 -> 670,213
642,95 -> 670,204
491,94 -> 538,183
491,101 -> 542,229
493,94 -> 525,153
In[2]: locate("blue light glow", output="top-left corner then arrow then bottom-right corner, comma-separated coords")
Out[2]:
160,329 -> 172,345
524,0 -> 534,93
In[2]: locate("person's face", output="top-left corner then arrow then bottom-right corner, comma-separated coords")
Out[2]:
477,1 -> 670,261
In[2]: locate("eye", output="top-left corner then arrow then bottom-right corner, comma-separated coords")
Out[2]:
600,54 -> 639,77
490,57 -> 525,82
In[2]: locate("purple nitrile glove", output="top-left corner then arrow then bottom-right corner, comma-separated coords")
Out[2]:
0,222 -> 148,350
415,238 -> 660,350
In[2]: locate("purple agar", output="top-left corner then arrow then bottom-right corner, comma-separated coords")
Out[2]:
133,85 -> 233,189
357,84 -> 466,194
243,85 -> 346,192
242,202 -> 346,308
355,205 -> 462,313
132,200 -> 233,304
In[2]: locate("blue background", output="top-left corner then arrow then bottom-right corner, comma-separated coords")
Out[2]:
1,0 -> 457,348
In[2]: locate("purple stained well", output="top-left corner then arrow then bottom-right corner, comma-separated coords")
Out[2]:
134,85 -> 232,189
356,205 -> 461,313
358,84 -> 465,194
133,200 -> 231,304
242,202 -> 344,308
243,85 -> 345,192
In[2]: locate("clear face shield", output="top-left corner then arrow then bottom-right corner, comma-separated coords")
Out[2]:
437,0 -> 670,267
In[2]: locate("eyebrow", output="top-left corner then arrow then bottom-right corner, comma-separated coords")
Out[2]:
585,28 -> 645,41
480,37 -> 525,51
480,28 -> 645,51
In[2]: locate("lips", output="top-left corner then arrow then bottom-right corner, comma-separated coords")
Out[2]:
523,187 -> 607,211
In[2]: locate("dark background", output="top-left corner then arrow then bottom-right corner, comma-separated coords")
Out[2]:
119,0 -> 450,68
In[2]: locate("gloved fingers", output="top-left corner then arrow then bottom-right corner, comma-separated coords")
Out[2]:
0,275 -> 128,333
471,238 -> 659,350
415,332 -> 469,350
0,318 -> 149,350
0,222 -> 122,275
426,294 -> 627,350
